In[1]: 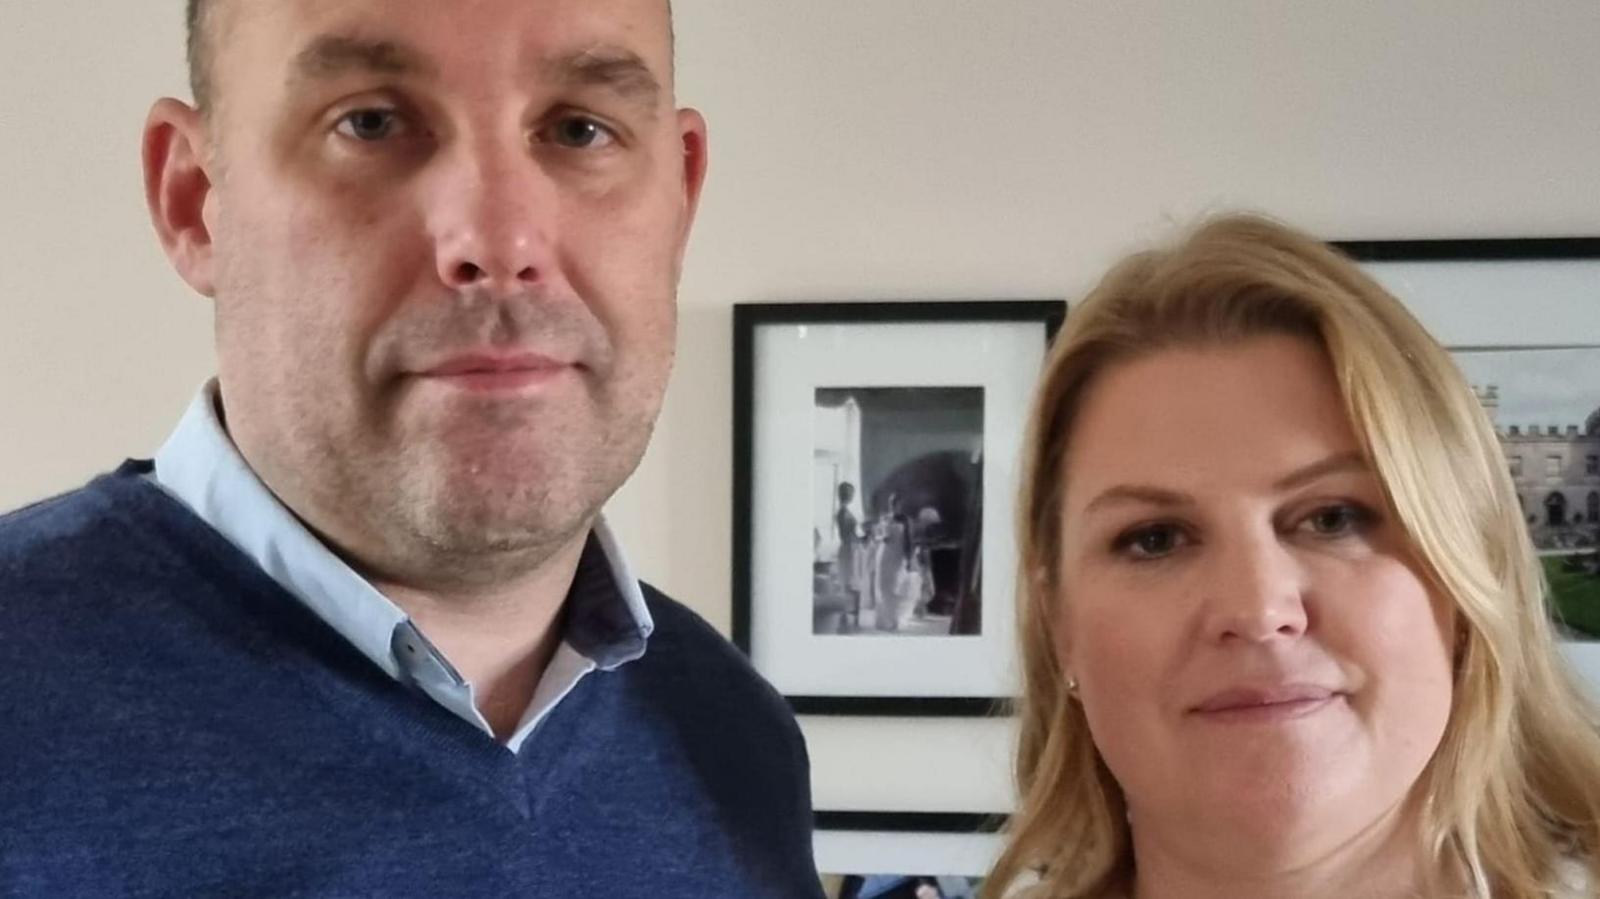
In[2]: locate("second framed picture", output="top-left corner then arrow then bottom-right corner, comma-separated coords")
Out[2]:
813,812 -> 1004,899
732,300 -> 1065,715
1337,237 -> 1600,686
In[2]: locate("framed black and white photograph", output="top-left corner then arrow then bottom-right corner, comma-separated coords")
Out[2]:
1339,239 -> 1600,675
814,812 -> 1004,899
733,301 -> 1065,715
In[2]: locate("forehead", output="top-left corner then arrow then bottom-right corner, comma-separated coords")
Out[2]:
215,0 -> 674,92
1064,337 -> 1358,494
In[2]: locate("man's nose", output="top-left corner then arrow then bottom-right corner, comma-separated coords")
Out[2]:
428,135 -> 558,295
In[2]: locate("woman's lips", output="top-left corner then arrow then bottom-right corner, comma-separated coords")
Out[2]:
1190,684 -> 1342,723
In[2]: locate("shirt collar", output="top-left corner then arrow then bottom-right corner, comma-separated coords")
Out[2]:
569,527 -> 652,669
150,380 -> 653,677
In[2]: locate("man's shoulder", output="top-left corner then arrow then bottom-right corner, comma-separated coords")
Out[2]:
632,582 -> 798,724
636,582 -> 758,672
0,470 -> 141,562
0,463 -> 191,603
0,470 -> 179,680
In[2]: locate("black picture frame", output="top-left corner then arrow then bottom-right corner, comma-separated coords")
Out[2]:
732,300 -> 1066,716
813,810 -> 1007,892
814,811 -> 1008,834
1333,236 -> 1600,263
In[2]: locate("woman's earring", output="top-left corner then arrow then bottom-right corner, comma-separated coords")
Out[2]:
1066,676 -> 1080,696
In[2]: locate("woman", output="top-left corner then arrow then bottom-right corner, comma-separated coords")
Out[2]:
986,215 -> 1600,898
872,493 -> 913,632
836,481 -> 866,627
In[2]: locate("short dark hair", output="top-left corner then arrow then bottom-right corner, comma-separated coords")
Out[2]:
185,0 -> 214,111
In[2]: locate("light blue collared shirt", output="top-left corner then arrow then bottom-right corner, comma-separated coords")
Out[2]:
150,382 -> 654,753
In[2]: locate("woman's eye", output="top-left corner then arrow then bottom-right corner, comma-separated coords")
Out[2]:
543,116 -> 617,150
335,108 -> 404,142
1113,524 -> 1187,561
1301,503 -> 1373,537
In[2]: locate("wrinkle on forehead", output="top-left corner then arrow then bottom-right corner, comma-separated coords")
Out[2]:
199,0 -> 678,115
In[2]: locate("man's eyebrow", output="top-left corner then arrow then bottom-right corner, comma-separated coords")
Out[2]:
289,35 -> 437,84
546,47 -> 664,109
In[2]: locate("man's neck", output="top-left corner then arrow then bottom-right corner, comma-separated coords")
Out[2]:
373,533 -> 588,741
1129,797 -> 1431,899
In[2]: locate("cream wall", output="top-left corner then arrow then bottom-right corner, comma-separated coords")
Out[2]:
4,2 -> 1599,817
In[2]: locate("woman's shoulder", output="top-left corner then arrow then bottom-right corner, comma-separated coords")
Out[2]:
1553,856 -> 1593,898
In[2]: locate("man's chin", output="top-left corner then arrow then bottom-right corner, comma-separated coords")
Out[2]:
391,511 -> 583,590
405,472 -> 587,550
386,429 -> 633,551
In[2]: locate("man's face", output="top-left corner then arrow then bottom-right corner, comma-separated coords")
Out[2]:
193,0 -> 703,587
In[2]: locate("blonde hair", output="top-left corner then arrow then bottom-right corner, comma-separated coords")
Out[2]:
986,214 -> 1600,899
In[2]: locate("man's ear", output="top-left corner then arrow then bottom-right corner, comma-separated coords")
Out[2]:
672,107 -> 709,260
143,98 -> 218,297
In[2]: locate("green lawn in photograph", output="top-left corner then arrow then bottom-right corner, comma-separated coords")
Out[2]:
1544,554 -> 1600,640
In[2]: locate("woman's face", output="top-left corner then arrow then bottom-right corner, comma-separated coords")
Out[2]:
1054,335 -> 1455,864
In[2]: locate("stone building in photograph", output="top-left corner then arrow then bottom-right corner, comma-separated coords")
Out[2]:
1476,385 -> 1600,549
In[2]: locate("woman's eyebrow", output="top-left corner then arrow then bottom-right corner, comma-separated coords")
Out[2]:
1080,451 -> 1370,518
1083,485 -> 1193,517
1271,451 -> 1369,492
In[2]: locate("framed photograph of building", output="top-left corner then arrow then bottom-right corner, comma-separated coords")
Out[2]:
1450,347 -> 1600,638
1338,238 -> 1600,668
733,301 -> 1065,715
814,812 -> 1004,899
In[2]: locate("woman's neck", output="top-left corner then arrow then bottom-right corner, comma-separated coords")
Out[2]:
1128,796 -> 1434,899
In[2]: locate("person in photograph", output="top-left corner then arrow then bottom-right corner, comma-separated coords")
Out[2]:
907,542 -> 937,623
0,1 -> 823,896
871,492 -> 914,632
836,481 -> 867,628
986,215 -> 1600,899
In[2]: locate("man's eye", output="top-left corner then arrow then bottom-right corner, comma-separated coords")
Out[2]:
335,108 -> 404,142
1113,524 -> 1187,561
543,116 -> 617,150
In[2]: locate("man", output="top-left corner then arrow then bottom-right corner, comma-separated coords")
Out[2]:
0,1 -> 823,896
